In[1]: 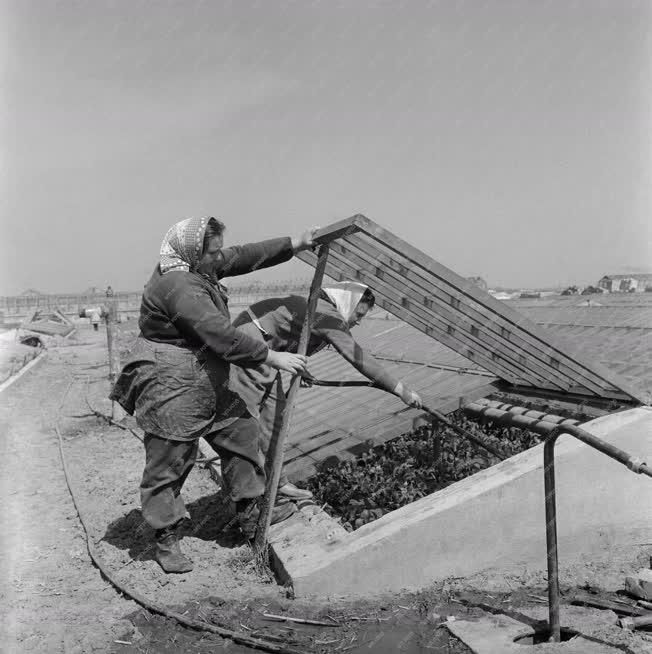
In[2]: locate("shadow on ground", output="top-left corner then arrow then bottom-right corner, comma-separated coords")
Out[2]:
101,491 -> 246,563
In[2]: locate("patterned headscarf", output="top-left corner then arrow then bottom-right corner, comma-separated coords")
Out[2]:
322,281 -> 369,322
159,217 -> 210,274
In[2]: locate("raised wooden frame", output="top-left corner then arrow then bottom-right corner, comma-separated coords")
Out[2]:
296,214 -> 646,404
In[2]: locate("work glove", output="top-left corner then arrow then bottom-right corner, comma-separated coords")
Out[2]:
394,382 -> 423,409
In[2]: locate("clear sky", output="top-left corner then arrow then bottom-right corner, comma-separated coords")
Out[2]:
2,0 -> 651,295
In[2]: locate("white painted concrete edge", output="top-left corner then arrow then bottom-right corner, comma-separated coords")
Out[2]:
286,407 -> 649,581
0,350 -> 48,395
274,407 -> 652,596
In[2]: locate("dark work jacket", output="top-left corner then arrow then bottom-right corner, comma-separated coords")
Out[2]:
110,237 -> 293,440
233,294 -> 399,394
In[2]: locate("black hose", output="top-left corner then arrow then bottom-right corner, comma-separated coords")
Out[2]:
56,387 -> 307,654
305,378 -> 376,388
305,376 -> 505,460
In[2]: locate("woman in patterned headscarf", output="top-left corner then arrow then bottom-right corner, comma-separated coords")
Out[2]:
111,216 -> 316,573
229,280 -> 423,500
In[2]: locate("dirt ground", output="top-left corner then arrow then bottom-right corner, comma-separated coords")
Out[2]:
0,328 -> 140,653
1,326 -> 651,653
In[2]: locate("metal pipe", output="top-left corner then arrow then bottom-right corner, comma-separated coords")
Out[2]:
475,399 -> 580,427
544,429 -> 562,641
465,401 -> 652,476
464,403 -> 563,435
462,401 -> 651,642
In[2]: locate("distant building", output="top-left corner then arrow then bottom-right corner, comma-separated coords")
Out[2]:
519,291 -> 541,299
598,274 -> 652,293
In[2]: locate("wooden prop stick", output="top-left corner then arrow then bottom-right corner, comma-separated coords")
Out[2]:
253,245 -> 330,554
105,297 -> 126,421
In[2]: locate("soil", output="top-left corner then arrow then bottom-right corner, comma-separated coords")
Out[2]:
1,324 -> 650,653
304,413 -> 543,532
1,328 -> 138,653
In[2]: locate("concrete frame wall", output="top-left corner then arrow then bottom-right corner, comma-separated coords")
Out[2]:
275,407 -> 652,597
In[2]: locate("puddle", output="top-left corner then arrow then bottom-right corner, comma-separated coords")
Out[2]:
112,612 -> 261,653
110,597 -> 471,653
343,623 -> 468,653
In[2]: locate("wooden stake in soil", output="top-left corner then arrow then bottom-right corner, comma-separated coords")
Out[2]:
253,244 -> 330,555
104,296 -> 126,421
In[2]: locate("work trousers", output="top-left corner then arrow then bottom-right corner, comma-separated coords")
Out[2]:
230,364 -> 291,489
140,415 -> 265,530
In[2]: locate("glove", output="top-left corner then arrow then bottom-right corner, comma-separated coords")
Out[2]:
394,382 -> 423,408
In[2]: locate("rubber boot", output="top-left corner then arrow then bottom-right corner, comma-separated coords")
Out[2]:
154,525 -> 194,574
236,499 -> 297,540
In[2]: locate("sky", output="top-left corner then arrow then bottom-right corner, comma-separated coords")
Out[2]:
2,0 -> 651,295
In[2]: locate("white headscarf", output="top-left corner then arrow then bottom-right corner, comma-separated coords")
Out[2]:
322,281 -> 369,322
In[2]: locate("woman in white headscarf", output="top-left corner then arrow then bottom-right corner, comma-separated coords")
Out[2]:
230,281 -> 423,500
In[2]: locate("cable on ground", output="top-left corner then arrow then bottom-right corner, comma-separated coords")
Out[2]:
55,379 -> 307,654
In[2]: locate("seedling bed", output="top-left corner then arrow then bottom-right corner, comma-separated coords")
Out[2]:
305,410 -> 543,531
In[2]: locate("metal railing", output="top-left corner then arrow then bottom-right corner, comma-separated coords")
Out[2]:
463,401 -> 651,642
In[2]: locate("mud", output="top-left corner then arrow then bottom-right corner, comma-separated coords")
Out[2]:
111,593 -> 475,653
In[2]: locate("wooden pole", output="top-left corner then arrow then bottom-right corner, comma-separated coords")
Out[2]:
253,244 -> 330,555
105,297 -> 126,421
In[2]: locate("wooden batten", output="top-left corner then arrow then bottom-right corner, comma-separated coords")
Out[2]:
299,214 -> 647,404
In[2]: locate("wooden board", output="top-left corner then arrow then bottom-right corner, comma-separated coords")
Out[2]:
297,214 -> 646,404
